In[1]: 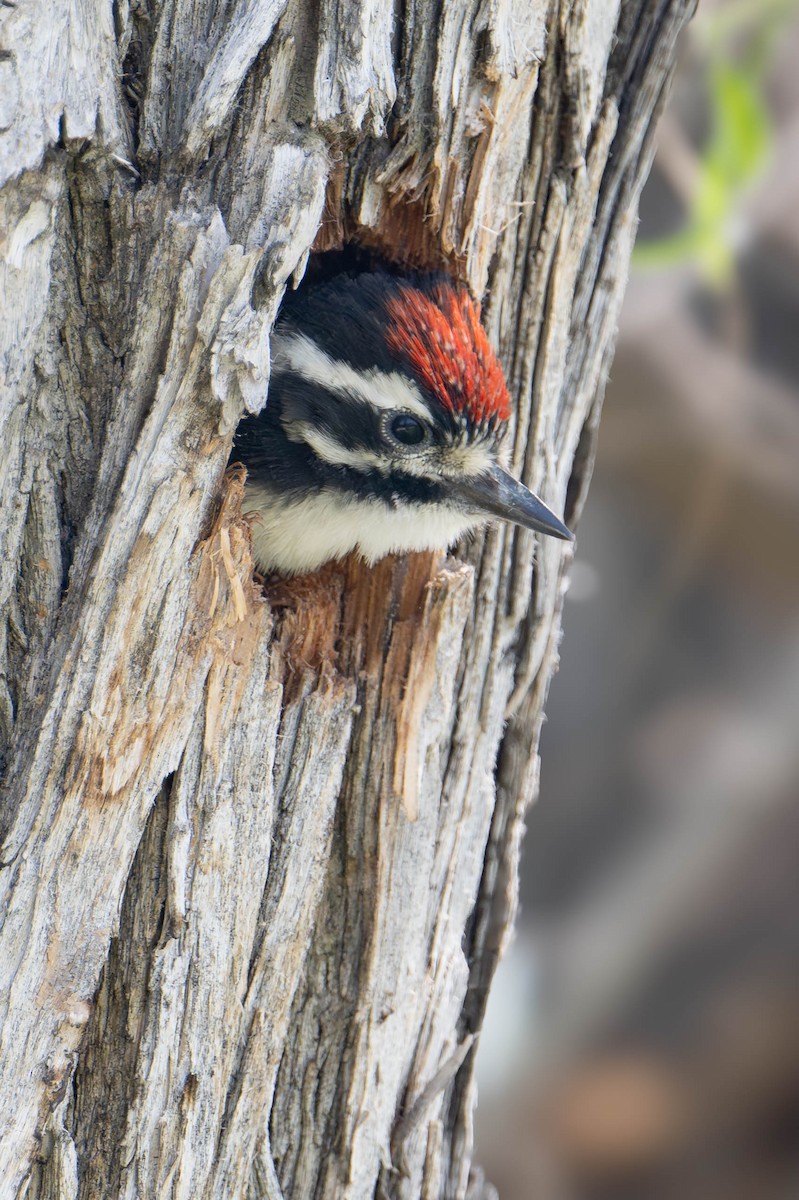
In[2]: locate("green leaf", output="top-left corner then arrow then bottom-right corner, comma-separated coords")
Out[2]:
633,34 -> 776,287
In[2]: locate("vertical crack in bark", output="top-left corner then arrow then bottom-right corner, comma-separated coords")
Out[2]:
71,781 -> 172,1198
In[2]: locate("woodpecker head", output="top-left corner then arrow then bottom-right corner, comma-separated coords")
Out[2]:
234,271 -> 573,576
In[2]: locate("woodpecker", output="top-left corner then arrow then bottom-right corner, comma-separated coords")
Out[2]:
234,271 -> 573,576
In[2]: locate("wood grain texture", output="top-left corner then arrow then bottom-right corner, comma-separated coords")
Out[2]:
0,0 -> 695,1195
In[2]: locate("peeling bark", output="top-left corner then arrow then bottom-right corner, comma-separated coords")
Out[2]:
0,0 -> 694,1196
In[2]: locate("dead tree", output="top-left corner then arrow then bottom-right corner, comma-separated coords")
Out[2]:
0,0 -> 694,1196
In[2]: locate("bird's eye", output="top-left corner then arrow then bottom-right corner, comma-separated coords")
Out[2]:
389,413 -> 427,446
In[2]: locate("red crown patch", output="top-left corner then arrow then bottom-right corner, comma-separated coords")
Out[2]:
385,283 -> 512,425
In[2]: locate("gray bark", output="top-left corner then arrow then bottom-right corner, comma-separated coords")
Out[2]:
0,0 -> 694,1197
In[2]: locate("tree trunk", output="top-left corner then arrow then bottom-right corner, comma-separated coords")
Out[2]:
0,0 -> 693,1196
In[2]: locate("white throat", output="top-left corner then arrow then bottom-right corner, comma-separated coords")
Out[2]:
244,482 -> 480,575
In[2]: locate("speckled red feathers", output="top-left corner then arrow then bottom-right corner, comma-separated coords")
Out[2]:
384,283 -> 512,426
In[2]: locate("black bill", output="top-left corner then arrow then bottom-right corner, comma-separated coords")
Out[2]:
453,464 -> 573,541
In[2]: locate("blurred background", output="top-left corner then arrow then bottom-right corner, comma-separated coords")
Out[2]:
475,1 -> 799,1196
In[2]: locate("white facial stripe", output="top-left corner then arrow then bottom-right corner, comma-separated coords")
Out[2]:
284,421 -> 388,472
443,441 -> 495,477
273,331 -> 433,422
285,412 -> 494,483
376,438 -> 495,480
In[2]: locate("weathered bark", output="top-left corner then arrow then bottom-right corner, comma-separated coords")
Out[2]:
0,0 -> 693,1197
